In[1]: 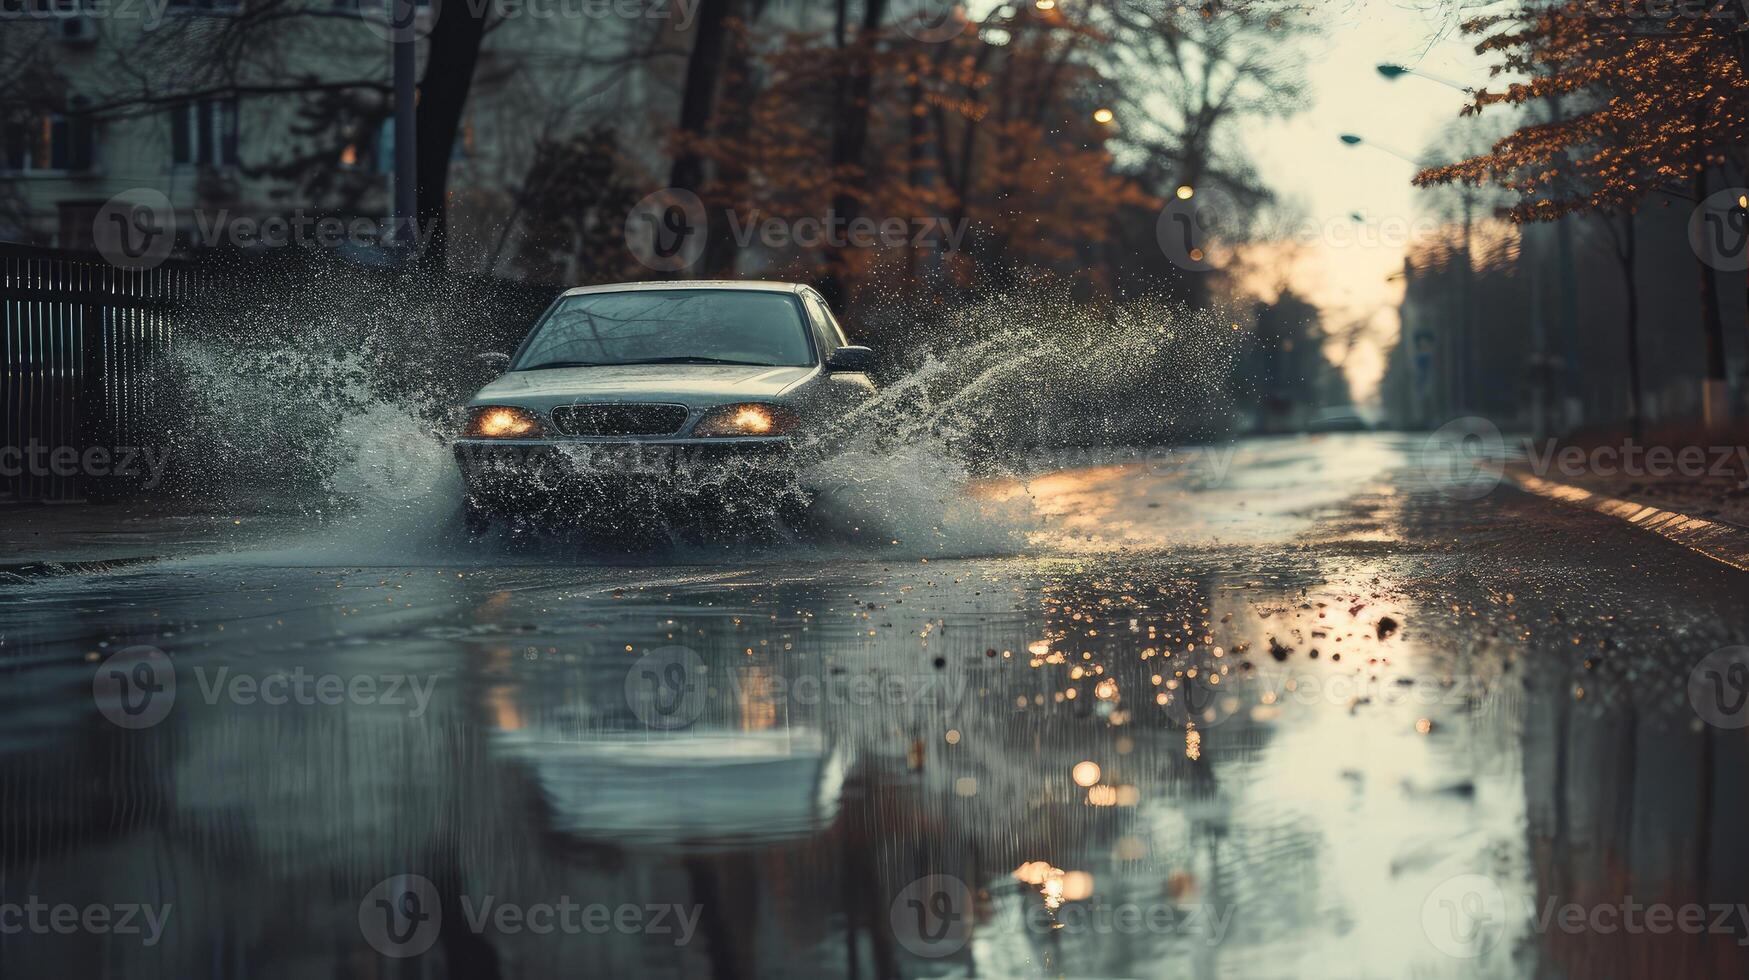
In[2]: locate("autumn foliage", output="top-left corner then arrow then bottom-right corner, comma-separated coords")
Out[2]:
1413,4 -> 1749,220
677,13 -> 1151,300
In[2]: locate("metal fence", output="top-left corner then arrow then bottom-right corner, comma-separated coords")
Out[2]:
2,244 -> 204,503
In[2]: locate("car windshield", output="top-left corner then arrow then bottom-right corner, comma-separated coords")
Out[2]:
516,290 -> 814,369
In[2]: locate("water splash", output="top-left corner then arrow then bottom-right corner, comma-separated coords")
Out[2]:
150,271 -> 1244,562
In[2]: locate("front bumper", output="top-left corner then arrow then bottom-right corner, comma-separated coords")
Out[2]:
452,437 -> 797,515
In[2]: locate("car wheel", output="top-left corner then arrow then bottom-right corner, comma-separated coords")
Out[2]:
462,501 -> 492,538
777,487 -> 812,530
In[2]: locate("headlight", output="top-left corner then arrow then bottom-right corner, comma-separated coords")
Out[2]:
463,406 -> 544,438
692,403 -> 799,437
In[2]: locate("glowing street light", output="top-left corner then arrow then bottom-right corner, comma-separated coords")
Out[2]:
1175,185 -> 1195,200
1092,107 -> 1115,124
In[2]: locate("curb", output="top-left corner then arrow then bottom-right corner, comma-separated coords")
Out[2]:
1504,471 -> 1749,573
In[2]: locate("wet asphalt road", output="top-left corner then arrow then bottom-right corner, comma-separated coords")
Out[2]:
2,433 -> 1747,979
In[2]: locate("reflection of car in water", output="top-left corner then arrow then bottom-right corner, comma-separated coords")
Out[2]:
452,281 -> 877,532
1306,405 -> 1370,433
492,728 -> 848,849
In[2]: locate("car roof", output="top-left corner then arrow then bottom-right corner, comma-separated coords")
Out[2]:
559,280 -> 809,298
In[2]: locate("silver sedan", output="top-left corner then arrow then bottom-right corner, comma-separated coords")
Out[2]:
452,280 -> 876,532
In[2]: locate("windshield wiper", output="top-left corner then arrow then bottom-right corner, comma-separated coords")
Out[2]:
517,360 -> 604,371
519,357 -> 780,370
615,357 -> 778,366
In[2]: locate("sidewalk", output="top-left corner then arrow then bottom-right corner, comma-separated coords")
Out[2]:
0,501 -> 303,573
1503,424 -> 1749,572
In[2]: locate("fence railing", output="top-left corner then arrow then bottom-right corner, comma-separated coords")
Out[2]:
2,243 -> 206,503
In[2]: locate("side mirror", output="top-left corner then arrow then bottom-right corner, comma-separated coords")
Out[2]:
478,352 -> 511,373
824,345 -> 875,373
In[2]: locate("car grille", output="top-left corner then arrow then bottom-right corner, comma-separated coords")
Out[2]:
549,403 -> 690,437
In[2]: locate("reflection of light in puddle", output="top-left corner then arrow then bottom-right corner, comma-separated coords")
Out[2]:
975,436 -> 1414,551
1013,863 -> 1095,910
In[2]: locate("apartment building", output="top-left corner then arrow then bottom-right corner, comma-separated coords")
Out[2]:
1,0 -> 683,265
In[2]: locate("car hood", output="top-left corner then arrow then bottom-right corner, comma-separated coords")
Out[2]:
471,363 -> 816,407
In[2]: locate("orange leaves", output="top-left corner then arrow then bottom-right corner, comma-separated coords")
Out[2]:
1424,2 -> 1749,222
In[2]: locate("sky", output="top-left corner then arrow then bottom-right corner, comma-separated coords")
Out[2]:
1238,0 -> 1505,406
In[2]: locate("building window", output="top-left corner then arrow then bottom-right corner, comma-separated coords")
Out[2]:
1,113 -> 95,173
376,120 -> 394,174
171,98 -> 238,167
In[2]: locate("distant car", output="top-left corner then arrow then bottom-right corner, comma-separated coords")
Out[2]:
453,281 -> 876,533
1306,406 -> 1371,433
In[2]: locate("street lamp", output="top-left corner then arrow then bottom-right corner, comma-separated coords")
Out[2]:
1376,62 -> 1473,93
1380,59 -> 1574,429
1340,133 -> 1475,417
1337,133 -> 1425,167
